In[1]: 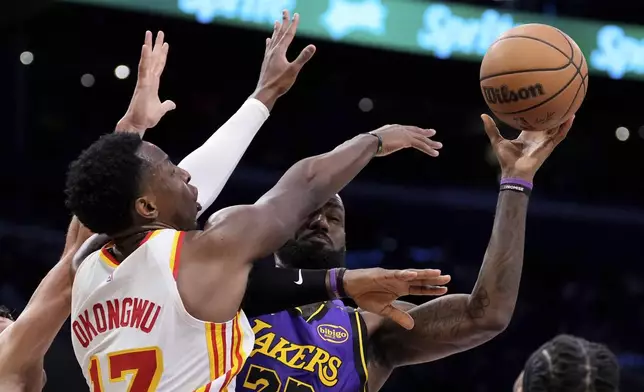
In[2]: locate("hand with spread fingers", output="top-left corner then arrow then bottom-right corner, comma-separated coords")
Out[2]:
253,10 -> 317,110
370,124 -> 443,157
117,30 -> 176,135
482,115 -> 574,182
344,268 -> 451,330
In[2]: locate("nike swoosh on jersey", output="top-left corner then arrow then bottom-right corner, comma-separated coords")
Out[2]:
294,269 -> 303,285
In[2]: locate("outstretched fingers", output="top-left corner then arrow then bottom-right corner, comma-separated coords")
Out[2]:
481,114 -> 503,145
292,44 -> 316,69
411,134 -> 442,157
530,115 -> 575,157
380,303 -> 415,330
152,31 -> 165,56
388,269 -> 438,281
408,274 -> 452,286
387,269 -> 451,296
553,115 -> 574,145
273,10 -> 290,48
138,31 -> 154,80
404,127 -> 442,157
278,12 -> 300,52
153,42 -> 170,78
139,31 -> 170,84
408,285 -> 449,296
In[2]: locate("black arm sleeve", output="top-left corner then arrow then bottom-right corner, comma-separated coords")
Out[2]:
241,264 -> 335,317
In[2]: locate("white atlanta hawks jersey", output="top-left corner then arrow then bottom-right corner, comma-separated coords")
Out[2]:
71,229 -> 253,392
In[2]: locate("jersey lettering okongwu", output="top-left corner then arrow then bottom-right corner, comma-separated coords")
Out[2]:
71,229 -> 254,392
236,300 -> 369,392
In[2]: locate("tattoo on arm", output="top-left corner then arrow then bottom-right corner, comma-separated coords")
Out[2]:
370,191 -> 528,369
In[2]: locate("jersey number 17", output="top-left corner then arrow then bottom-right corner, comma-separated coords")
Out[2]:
88,346 -> 162,392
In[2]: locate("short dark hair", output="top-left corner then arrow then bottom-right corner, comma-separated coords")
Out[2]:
0,305 -> 14,320
523,334 -> 619,392
65,132 -> 145,235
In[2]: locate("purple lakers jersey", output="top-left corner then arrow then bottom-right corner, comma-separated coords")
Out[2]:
236,300 -> 369,392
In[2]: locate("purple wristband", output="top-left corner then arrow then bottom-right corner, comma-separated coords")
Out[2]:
329,268 -> 339,298
501,177 -> 533,190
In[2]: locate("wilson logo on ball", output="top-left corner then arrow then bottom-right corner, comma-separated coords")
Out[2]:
482,84 -> 546,105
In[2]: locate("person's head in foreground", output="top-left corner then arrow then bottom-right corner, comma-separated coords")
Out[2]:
276,194 -> 346,270
514,334 -> 620,392
65,133 -> 201,235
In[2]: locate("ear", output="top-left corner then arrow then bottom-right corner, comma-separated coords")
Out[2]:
134,196 -> 158,220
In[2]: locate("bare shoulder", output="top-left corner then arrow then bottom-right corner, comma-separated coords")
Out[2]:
203,204 -> 259,231
188,205 -> 259,250
190,203 -> 284,263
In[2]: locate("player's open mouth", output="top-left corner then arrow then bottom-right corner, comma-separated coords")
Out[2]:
196,203 -> 202,212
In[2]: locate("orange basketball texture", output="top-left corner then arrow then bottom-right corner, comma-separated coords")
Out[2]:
480,24 -> 588,131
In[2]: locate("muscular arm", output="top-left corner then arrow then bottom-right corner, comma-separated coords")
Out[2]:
198,133 -> 378,262
178,134 -> 377,321
367,191 -> 528,390
0,218 -> 94,370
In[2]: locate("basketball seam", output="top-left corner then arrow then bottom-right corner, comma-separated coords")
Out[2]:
492,35 -> 573,61
558,30 -> 588,96
560,73 -> 586,120
480,35 -> 572,81
479,63 -> 571,82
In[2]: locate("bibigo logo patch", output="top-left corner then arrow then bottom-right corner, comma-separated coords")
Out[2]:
317,324 -> 349,344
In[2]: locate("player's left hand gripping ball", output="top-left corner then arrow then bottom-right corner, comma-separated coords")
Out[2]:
343,268 -> 451,330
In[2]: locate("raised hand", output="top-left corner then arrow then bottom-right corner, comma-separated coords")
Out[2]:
371,124 -> 443,157
117,31 -> 176,135
344,268 -> 451,330
252,10 -> 316,110
482,114 -> 574,182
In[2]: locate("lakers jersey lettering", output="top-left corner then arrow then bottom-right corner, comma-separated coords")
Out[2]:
237,300 -> 368,392
251,319 -> 343,387
70,229 -> 254,392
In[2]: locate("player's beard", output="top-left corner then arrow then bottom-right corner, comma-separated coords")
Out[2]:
276,239 -> 346,270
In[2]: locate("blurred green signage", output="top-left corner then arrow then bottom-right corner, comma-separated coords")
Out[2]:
66,0 -> 644,81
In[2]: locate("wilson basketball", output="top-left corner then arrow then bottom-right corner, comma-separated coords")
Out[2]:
480,24 -> 588,131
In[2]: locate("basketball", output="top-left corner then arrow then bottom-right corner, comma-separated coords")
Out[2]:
480,24 -> 588,131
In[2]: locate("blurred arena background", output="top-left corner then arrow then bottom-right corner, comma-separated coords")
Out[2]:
1,0 -> 644,390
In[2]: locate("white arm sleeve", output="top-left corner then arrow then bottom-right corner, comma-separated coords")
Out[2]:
178,98 -> 269,217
